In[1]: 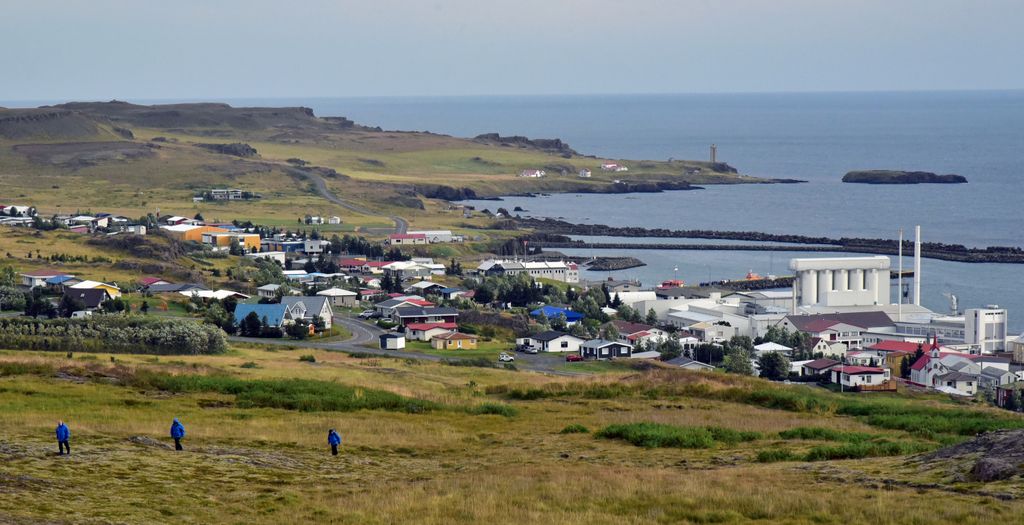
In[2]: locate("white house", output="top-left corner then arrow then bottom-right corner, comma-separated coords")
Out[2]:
600,163 -> 628,172
316,287 -> 358,307
830,366 -> 891,388
519,169 -> 546,178
281,296 -> 334,330
517,331 -> 586,353
257,284 -> 282,299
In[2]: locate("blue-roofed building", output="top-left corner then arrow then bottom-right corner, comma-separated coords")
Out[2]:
233,303 -> 299,328
530,305 -> 584,325
45,274 -> 77,285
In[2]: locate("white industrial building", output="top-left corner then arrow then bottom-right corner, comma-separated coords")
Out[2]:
790,256 -> 891,310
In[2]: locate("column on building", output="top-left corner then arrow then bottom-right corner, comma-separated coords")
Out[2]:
801,270 -> 818,306
817,270 -> 831,303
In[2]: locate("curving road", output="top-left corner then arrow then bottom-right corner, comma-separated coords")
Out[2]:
230,315 -> 584,375
294,167 -> 408,234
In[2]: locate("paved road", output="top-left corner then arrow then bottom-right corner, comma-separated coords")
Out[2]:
230,315 -> 582,375
296,168 -> 409,234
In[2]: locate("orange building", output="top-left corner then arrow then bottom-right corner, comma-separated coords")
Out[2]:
162,224 -> 228,243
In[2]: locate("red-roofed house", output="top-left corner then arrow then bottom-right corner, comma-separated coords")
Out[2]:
909,337 -> 977,387
339,258 -> 368,272
405,322 -> 460,341
781,311 -> 894,350
139,277 -> 171,287
830,365 -> 891,388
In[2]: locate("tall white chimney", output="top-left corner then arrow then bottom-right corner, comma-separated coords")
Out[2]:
913,225 -> 921,306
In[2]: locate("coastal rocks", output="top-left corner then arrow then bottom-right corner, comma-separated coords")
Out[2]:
195,142 -> 258,157
413,184 -> 478,201
842,170 -> 968,184
473,133 -> 578,156
585,257 -> 645,271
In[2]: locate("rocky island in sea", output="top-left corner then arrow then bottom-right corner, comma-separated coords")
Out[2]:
842,170 -> 968,184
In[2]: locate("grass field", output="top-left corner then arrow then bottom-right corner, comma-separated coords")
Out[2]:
1,345 -> 1023,524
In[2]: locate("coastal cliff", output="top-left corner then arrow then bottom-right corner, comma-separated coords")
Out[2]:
842,170 -> 967,184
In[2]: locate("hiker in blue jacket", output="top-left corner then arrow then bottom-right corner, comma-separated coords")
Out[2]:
55,421 -> 70,455
327,429 -> 341,456
170,418 -> 186,451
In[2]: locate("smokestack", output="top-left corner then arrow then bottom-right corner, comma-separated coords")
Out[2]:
914,225 -> 921,306
897,228 -> 903,321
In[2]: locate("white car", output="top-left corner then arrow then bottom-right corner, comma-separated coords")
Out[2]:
498,352 -> 515,362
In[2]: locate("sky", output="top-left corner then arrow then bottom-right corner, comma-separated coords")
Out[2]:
1,0 -> 1022,102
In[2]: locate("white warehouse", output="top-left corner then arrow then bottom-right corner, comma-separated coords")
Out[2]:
790,256 -> 891,311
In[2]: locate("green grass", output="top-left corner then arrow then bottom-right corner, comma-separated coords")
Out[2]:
468,402 -> 519,418
777,426 -> 874,443
803,441 -> 935,461
125,370 -> 438,413
596,423 -> 761,449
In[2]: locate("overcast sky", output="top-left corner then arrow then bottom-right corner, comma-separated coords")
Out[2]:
2,0 -> 1022,101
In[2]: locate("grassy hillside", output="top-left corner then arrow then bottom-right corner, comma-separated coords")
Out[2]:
0,102 -> 767,237
0,347 -> 1022,523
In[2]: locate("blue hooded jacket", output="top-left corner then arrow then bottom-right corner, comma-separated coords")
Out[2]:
56,423 -> 70,442
170,419 -> 186,439
327,430 -> 341,446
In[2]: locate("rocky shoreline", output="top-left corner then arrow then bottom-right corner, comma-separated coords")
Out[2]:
503,218 -> 1024,264
842,170 -> 968,184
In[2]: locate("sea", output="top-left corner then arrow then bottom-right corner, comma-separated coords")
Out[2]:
6,92 -> 1023,331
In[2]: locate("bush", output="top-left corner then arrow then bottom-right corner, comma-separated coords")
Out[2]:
298,354 -> 316,363
802,441 -> 933,461
560,424 -> 590,434
778,426 -> 873,443
469,402 -> 518,417
596,423 -> 716,449
443,358 -> 494,368
0,315 -> 227,355
756,449 -> 797,463
239,362 -> 260,369
126,370 -> 438,413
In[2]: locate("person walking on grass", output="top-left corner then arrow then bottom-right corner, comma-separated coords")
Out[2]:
170,418 -> 186,451
327,429 -> 341,456
55,421 -> 71,455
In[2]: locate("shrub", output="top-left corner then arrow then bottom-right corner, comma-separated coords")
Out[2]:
802,441 -> 933,461
560,424 -> 590,434
0,315 -> 228,355
125,370 -> 438,413
239,362 -> 260,369
444,358 -> 494,368
469,402 -> 518,417
778,427 -> 873,443
596,423 -> 716,449
756,449 -> 797,463
298,354 -> 316,363
707,426 -> 762,445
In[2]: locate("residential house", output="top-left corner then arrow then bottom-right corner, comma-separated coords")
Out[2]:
405,322 -> 460,341
581,339 -> 633,360
578,169 -> 592,178
664,356 -> 715,371
257,284 -> 283,300
600,163 -> 628,172
246,251 -> 286,265
477,260 -> 579,283
374,296 -> 434,318
830,366 -> 891,388
934,372 -> 978,395
20,269 -> 65,288
391,306 -> 458,328
800,358 -> 840,377
382,261 -> 433,280
608,320 -> 668,347
62,288 -> 111,311
45,275 -> 79,292
209,188 -> 244,200
69,280 -> 121,298
531,305 -> 584,326
329,216 -> 342,225
405,281 -> 446,296
430,332 -> 478,350
980,367 -> 1017,391
233,303 -> 301,329
753,342 -> 793,357
809,337 -> 848,359
780,311 -> 896,349
316,287 -> 358,307
281,296 -> 334,329
909,338 -> 977,387
148,283 -> 207,294
519,169 -> 545,178
517,331 -> 586,353
179,289 -> 250,301
440,287 -> 470,301
202,232 -> 261,252
139,277 -> 171,288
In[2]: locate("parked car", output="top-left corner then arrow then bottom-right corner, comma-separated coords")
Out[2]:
498,352 -> 515,362
565,354 -> 583,362
523,347 -> 539,355
358,310 -> 377,319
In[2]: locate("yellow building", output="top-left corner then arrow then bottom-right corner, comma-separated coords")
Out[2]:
204,232 -> 261,252
163,224 -> 228,243
430,332 -> 478,350
69,280 -> 122,299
